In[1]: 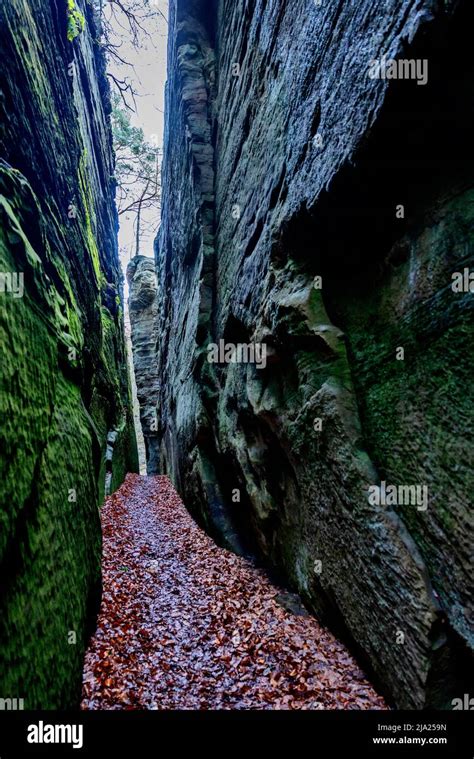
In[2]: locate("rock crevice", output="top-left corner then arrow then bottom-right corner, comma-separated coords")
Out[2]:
129,0 -> 474,708
0,0 -> 138,707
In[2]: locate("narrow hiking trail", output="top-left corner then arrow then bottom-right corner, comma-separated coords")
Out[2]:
81,474 -> 386,710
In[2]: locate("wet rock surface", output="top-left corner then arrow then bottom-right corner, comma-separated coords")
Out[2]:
130,0 -> 474,708
0,0 -> 138,707
127,256 -> 160,474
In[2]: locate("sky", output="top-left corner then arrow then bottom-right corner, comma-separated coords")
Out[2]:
106,0 -> 169,273
102,1 -> 169,469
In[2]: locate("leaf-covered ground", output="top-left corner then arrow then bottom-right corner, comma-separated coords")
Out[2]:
81,474 -> 387,710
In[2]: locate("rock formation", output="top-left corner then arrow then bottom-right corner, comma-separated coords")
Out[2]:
129,0 -> 474,708
0,0 -> 138,707
127,256 -> 160,474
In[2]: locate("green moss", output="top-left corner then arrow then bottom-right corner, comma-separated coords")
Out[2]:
110,415 -> 139,493
329,187 -> 474,591
0,0 -> 138,702
0,180 -> 100,706
78,150 -> 102,284
0,375 -> 101,708
52,257 -> 84,360
99,305 -> 121,395
0,156 -> 136,706
67,0 -> 86,42
9,5 -> 52,119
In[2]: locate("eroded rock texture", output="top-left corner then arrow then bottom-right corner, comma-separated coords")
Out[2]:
127,256 -> 160,473
0,0 -> 138,707
134,0 -> 474,707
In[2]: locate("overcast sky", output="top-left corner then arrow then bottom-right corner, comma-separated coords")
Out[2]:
107,1 -> 169,273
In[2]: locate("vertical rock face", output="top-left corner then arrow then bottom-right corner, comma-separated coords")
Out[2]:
133,0 -> 474,707
127,256 -> 160,474
0,0 -> 138,707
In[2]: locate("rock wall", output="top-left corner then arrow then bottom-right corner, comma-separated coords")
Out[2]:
0,0 -> 138,707
127,256 -> 160,474
140,0 -> 474,708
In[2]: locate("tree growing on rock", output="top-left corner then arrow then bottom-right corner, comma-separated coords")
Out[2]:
94,0 -> 167,109
111,94 -> 161,257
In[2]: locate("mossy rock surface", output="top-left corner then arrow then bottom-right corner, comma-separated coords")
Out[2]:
0,0 -> 137,708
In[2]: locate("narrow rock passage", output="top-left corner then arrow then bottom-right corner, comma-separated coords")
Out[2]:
81,475 -> 386,710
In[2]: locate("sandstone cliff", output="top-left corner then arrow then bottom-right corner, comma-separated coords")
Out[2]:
0,0 -> 138,707
127,256 -> 160,474
128,0 -> 474,707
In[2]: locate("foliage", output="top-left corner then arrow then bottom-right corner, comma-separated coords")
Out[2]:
67,0 -> 86,42
111,94 -> 161,255
82,475 -> 387,709
94,0 -> 168,109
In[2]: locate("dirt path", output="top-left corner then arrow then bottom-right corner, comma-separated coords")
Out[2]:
81,474 -> 386,710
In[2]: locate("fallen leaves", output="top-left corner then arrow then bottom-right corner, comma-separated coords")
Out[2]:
81,474 -> 387,711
